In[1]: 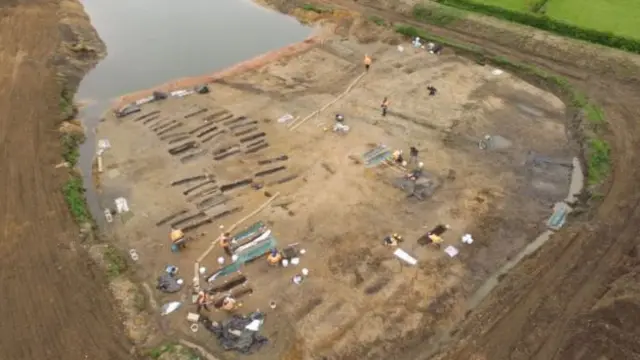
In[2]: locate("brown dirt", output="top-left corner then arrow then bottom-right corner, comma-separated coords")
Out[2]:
251,1 -> 640,360
95,13 -> 583,360
0,1 -> 132,359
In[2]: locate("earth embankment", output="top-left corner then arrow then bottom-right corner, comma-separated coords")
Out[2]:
0,1 -> 132,359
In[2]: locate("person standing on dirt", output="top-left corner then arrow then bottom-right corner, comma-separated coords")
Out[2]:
218,232 -> 233,257
381,97 -> 390,117
364,54 -> 372,72
409,146 -> 419,166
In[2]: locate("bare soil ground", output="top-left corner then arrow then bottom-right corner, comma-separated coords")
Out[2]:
251,2 -> 640,360
97,23 -> 578,359
0,1 -> 132,359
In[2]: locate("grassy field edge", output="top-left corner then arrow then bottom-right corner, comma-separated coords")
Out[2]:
431,0 -> 640,54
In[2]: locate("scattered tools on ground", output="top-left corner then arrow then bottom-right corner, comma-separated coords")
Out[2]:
197,126 -> 219,138
201,130 -> 226,143
220,179 -> 253,192
246,143 -> 269,154
228,120 -> 258,131
160,131 -> 188,141
233,127 -> 258,137
183,179 -> 216,196
168,141 -> 198,155
157,122 -> 184,136
134,110 -> 161,122
171,212 -> 206,228
240,132 -> 266,143
171,175 -> 207,187
156,209 -> 189,226
181,149 -> 209,164
258,155 -> 288,165
184,108 -> 208,119
168,135 -> 191,144
214,149 -> 241,161
255,166 -> 286,177
224,116 -> 247,126
151,119 -> 177,132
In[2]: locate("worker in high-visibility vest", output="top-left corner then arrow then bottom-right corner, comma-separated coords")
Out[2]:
170,228 -> 186,250
364,54 -> 372,71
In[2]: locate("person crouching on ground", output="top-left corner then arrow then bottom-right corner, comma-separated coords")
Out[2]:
407,162 -> 424,181
267,249 -> 283,266
196,291 -> 211,313
222,296 -> 238,312
417,224 -> 449,248
392,149 -> 405,166
217,232 -> 233,257
170,227 -> 186,250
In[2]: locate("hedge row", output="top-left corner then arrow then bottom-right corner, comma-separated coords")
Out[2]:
434,0 -> 640,54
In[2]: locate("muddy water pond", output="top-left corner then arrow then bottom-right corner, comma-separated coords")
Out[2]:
76,0 -> 311,220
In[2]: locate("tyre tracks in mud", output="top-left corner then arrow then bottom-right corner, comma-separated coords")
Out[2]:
285,1 -> 640,359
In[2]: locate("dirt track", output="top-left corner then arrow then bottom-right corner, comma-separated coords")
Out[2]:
254,0 -> 640,359
0,1 -> 131,359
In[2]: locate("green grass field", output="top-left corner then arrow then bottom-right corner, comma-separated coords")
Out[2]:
469,0 -> 640,39
471,0 -> 532,12
544,0 -> 640,39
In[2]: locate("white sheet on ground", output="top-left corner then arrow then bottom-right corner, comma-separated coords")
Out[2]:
444,245 -> 459,257
394,248 -> 418,265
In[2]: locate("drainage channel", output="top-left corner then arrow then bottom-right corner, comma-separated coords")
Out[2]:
417,157 -> 584,360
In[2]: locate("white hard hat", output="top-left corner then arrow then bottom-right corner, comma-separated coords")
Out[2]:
282,259 -> 289,267
419,162 -> 424,167
302,268 -> 309,276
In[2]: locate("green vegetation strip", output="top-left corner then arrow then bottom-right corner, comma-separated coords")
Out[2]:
104,245 -> 128,278
148,342 -> 201,360
412,4 -> 463,26
301,3 -> 332,13
393,23 -> 610,186
58,87 -> 92,225
432,0 -> 640,53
